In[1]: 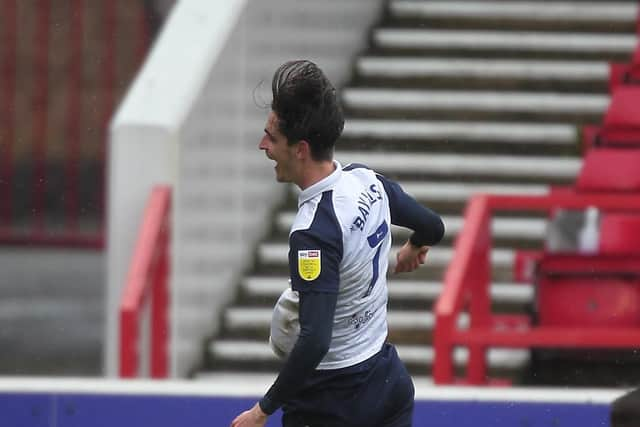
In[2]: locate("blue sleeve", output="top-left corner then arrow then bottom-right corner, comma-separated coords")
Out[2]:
289,230 -> 341,294
259,290 -> 337,415
376,174 -> 445,246
288,191 -> 343,294
258,193 -> 343,414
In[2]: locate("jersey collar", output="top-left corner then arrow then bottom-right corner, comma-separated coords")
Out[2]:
298,160 -> 342,208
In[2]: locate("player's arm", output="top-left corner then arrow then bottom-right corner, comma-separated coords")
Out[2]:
376,174 -> 445,272
258,290 -> 336,415
232,230 -> 338,426
377,174 -> 445,246
232,289 -> 336,426
260,228 -> 341,416
232,290 -> 335,426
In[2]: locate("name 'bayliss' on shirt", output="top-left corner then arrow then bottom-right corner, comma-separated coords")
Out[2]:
351,184 -> 383,231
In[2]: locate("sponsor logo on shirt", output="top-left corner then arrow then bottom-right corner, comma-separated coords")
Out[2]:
298,250 -> 321,281
348,310 -> 374,330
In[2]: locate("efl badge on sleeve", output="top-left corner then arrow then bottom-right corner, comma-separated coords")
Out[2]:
298,250 -> 321,281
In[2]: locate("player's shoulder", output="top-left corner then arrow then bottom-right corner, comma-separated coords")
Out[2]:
291,191 -> 342,235
341,162 -> 384,184
342,162 -> 371,172
290,191 -> 343,255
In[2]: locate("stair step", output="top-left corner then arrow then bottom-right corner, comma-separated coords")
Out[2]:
400,346 -> 529,370
357,57 -> 609,81
372,29 -> 635,59
257,243 -> 514,269
276,212 -> 547,241
340,152 -> 581,180
343,89 -> 608,118
354,57 -> 608,92
339,119 -> 579,155
343,119 -> 576,144
208,339 -> 529,370
388,1 -> 637,22
221,309 -> 446,345
290,181 -> 549,205
0,299 -> 102,321
224,307 -> 468,332
402,181 -> 548,202
0,248 -> 104,299
387,1 -> 637,32
241,277 -> 533,304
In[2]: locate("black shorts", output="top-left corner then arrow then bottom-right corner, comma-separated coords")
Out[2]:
281,343 -> 415,427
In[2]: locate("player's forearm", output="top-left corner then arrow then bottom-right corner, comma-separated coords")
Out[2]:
259,291 -> 337,415
377,174 -> 445,246
259,329 -> 329,414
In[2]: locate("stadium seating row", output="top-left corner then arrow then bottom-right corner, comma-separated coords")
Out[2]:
434,39 -> 640,386
536,45 -> 640,329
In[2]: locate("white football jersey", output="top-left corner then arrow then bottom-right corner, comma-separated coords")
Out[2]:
271,160 -> 392,370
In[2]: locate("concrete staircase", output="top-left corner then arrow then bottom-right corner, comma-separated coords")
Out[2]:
196,0 -> 638,384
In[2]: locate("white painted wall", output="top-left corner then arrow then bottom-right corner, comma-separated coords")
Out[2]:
106,0 -> 384,377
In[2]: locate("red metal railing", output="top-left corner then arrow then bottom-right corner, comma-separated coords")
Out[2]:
119,186 -> 171,378
0,0 -> 150,248
433,192 -> 640,385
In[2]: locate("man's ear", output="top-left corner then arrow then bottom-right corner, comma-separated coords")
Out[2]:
296,140 -> 311,160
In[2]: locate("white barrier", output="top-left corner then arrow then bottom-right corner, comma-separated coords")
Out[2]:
0,376 -> 624,401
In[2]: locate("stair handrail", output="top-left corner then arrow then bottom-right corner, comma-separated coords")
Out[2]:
434,192 -> 640,385
433,194 -> 492,385
119,185 -> 171,378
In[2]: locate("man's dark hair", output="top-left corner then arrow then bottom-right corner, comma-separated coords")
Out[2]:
271,60 -> 344,161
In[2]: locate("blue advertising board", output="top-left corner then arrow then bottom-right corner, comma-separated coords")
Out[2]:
0,378 -> 622,427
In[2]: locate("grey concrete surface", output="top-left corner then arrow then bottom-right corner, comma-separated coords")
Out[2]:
0,248 -> 104,376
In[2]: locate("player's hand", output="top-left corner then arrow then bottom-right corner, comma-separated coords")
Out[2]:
394,241 -> 429,273
230,402 -> 268,427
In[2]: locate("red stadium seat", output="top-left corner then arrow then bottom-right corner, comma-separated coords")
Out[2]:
515,150 -> 640,281
536,252 -> 640,328
535,213 -> 640,329
537,275 -> 640,328
593,87 -> 640,148
599,214 -> 640,255
575,148 -> 640,192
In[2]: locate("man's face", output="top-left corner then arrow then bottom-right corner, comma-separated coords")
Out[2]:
259,111 -> 298,183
